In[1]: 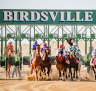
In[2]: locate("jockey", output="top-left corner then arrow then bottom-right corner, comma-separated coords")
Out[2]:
56,45 -> 66,57
90,49 -> 96,66
31,41 -> 38,58
68,43 -> 81,63
7,41 -> 13,52
55,45 -> 66,63
41,43 -> 47,58
68,43 -> 81,55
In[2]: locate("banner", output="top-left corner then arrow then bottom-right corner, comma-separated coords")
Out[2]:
0,9 -> 96,25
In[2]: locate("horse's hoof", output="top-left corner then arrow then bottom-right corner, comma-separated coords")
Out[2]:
38,78 -> 42,81
47,77 -> 51,81
26,75 -> 36,81
71,78 -> 74,81
60,77 -> 62,80
77,79 -> 80,81
43,77 -> 47,81
58,78 -> 60,80
62,78 -> 66,81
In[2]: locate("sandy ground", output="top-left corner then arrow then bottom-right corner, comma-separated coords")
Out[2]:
0,65 -> 96,91
0,41 -> 96,91
0,80 -> 96,91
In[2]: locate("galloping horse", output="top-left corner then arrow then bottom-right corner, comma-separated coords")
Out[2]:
41,47 -> 51,78
6,46 -> 14,78
30,44 -> 43,80
90,57 -> 96,80
56,51 -> 68,80
68,51 -> 79,80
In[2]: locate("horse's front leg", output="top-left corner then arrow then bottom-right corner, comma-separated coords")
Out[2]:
95,70 -> 96,80
47,66 -> 51,77
93,67 -> 96,80
30,65 -> 33,75
63,68 -> 67,80
71,68 -> 74,81
78,64 -> 81,80
63,69 -> 66,81
59,69 -> 62,80
36,69 -> 38,81
92,66 -> 96,80
69,68 -> 72,80
74,68 -> 77,80
36,66 -> 42,81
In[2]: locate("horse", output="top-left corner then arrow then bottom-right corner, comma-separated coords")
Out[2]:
41,47 -> 51,79
90,57 -> 96,80
68,50 -> 79,80
6,46 -> 14,78
56,51 -> 68,80
30,44 -> 43,81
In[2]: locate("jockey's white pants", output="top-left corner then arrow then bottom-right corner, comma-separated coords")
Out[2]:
32,52 -> 36,58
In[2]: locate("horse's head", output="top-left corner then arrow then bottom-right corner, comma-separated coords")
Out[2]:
93,58 -> 96,66
36,44 -> 40,56
43,47 -> 50,61
69,50 -> 74,58
58,51 -> 63,58
45,47 -> 50,54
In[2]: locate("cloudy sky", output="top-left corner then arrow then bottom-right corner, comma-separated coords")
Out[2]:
0,0 -> 96,9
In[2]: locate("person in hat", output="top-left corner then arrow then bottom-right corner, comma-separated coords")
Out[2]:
41,43 -> 48,59
31,41 -> 38,58
68,43 -> 81,63
7,41 -> 14,52
12,49 -> 21,79
68,43 -> 81,55
56,45 -> 66,57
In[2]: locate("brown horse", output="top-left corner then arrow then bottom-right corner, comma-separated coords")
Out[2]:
30,44 -> 43,80
68,51 -> 79,80
56,52 -> 68,80
41,47 -> 51,79
6,46 -> 14,78
90,57 -> 96,80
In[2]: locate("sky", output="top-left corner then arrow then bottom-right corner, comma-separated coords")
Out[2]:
0,0 -> 96,9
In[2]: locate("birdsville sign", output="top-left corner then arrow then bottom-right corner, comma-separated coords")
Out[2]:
0,9 -> 96,25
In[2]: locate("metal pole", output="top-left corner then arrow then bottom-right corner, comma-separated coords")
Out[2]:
85,26 -> 87,55
76,25 -> 78,46
5,25 -> 7,70
15,26 -> 17,54
90,26 -> 92,54
34,25 -> 35,41
19,25 -> 22,57
29,26 -> 31,54
1,26 -> 3,61
57,26 -> 59,48
62,26 -> 64,46
19,25 -> 22,69
44,25 -> 45,43
48,25 -> 50,46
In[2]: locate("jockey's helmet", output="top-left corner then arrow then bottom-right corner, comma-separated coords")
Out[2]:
43,43 -> 47,46
41,48 -> 43,52
34,41 -> 38,44
60,45 -> 63,48
73,43 -> 77,46
9,41 -> 12,45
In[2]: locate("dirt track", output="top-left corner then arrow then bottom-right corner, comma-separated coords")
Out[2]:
0,80 -> 96,91
0,65 -> 96,91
